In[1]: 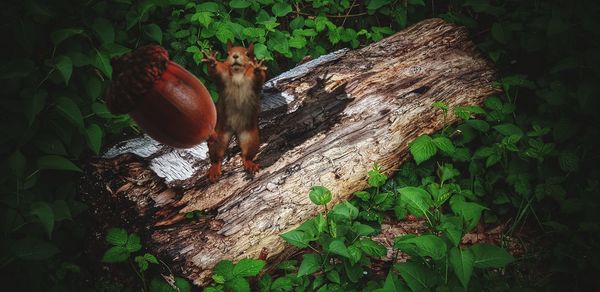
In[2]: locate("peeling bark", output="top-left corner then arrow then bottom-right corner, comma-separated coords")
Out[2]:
81,18 -> 499,286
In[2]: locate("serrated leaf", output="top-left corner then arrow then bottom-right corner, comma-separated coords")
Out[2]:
398,187 -> 433,218
54,55 -> 72,85
309,186 -> 332,205
101,246 -> 130,263
410,135 -> 437,164
229,0 -> 251,9
56,96 -> 83,129
144,253 -> 158,264
469,244 -> 514,268
432,137 -> 455,154
126,234 -> 142,252
233,259 -> 265,277
272,3 -> 292,17
214,260 -> 234,280
356,239 -> 387,257
106,228 -> 128,246
38,155 -> 82,172
449,247 -> 474,289
298,253 -> 321,277
30,202 -> 54,238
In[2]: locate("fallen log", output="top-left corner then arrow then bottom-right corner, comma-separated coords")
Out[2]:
81,18 -> 499,286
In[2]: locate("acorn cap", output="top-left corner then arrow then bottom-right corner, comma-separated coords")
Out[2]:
106,45 -> 169,114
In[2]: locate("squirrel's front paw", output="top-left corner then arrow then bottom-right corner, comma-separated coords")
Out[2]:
208,163 -> 222,182
242,159 -> 260,173
252,59 -> 267,72
201,49 -> 218,66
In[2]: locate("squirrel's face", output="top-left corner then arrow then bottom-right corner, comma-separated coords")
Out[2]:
226,42 -> 255,73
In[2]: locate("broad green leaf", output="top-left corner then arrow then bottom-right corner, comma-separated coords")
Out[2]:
215,23 -> 235,43
394,262 -> 437,291
25,90 -> 47,125
52,200 -> 72,221
54,55 -> 72,85
280,230 -> 309,248
410,135 -> 437,164
126,234 -> 142,252
11,237 -> 60,260
395,235 -> 447,260
92,17 -> 114,44
85,75 -> 102,100
197,2 -> 220,12
135,256 -> 149,271
271,276 -> 293,290
233,259 -> 265,277
330,201 -> 359,221
144,253 -> 158,264
253,43 -> 272,60
175,277 -> 192,292
469,244 -> 514,268
368,165 -> 388,187
51,28 -> 84,46
8,150 -> 26,178
144,24 -> 163,43
449,247 -> 474,289
229,0 -> 251,9
348,245 -> 362,265
56,96 -> 83,129
398,187 -> 433,218
355,239 -> 387,257
466,119 -> 490,132
227,277 -> 250,292
86,124 -> 102,155
30,202 -> 54,238
101,246 -> 130,263
214,260 -> 234,280
493,123 -> 524,137
432,137 -> 455,154
272,3 -> 292,17
37,155 -> 82,172
353,222 -> 377,236
329,239 -> 351,258
450,197 -> 487,232
298,253 -> 321,277
309,186 -> 332,205
106,228 -> 128,246
289,35 -> 307,48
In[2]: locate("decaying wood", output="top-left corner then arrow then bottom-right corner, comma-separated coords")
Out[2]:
81,18 -> 499,286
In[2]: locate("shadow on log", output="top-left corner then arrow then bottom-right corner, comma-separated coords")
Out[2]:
81,18 -> 499,286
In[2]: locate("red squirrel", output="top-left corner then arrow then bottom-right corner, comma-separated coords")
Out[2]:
201,41 -> 267,182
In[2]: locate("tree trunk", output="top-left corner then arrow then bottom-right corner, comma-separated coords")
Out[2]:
81,18 -> 499,286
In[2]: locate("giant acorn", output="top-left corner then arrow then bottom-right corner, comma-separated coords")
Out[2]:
106,45 -> 216,148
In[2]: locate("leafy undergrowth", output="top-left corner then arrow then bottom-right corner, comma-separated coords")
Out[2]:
2,0 -> 600,291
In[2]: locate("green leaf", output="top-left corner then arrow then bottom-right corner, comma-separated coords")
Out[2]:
449,247 -> 474,289
30,202 -> 54,238
175,277 -> 192,292
229,0 -> 251,9
25,90 -> 47,125
144,253 -> 159,264
469,244 -> 514,268
271,276 -> 293,290
367,0 -> 392,11
227,277 -> 250,292
410,135 -> 437,164
233,259 -> 265,277
106,228 -> 128,246
298,253 -> 321,277
394,262 -> 436,291
398,187 -> 433,218
309,186 -> 332,205
85,124 -> 103,155
330,201 -> 359,221
215,23 -> 235,43
94,49 -> 112,79
280,230 -> 309,248
353,222 -> 377,236
52,200 -> 72,221
355,239 -> 387,257
92,17 -> 114,44
126,234 -> 142,252
450,198 -> 487,232
214,260 -> 234,280
135,256 -> 149,272
493,123 -> 524,137
101,246 -> 130,263
272,3 -> 292,17
54,55 -> 73,85
432,137 -> 455,154
329,239 -> 351,258
466,119 -> 490,132
38,155 -> 82,172
348,245 -> 362,265
56,96 -> 83,129
11,237 -> 60,260
85,75 -> 102,100
289,35 -> 307,48
8,150 -> 26,178
51,28 -> 84,46
144,24 -> 163,43
395,235 -> 447,260
368,165 -> 388,187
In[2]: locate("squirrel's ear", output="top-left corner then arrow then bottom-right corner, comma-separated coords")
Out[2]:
226,40 -> 232,51
247,43 -> 254,57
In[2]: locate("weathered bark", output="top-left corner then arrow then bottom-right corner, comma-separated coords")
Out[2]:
81,18 -> 499,286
